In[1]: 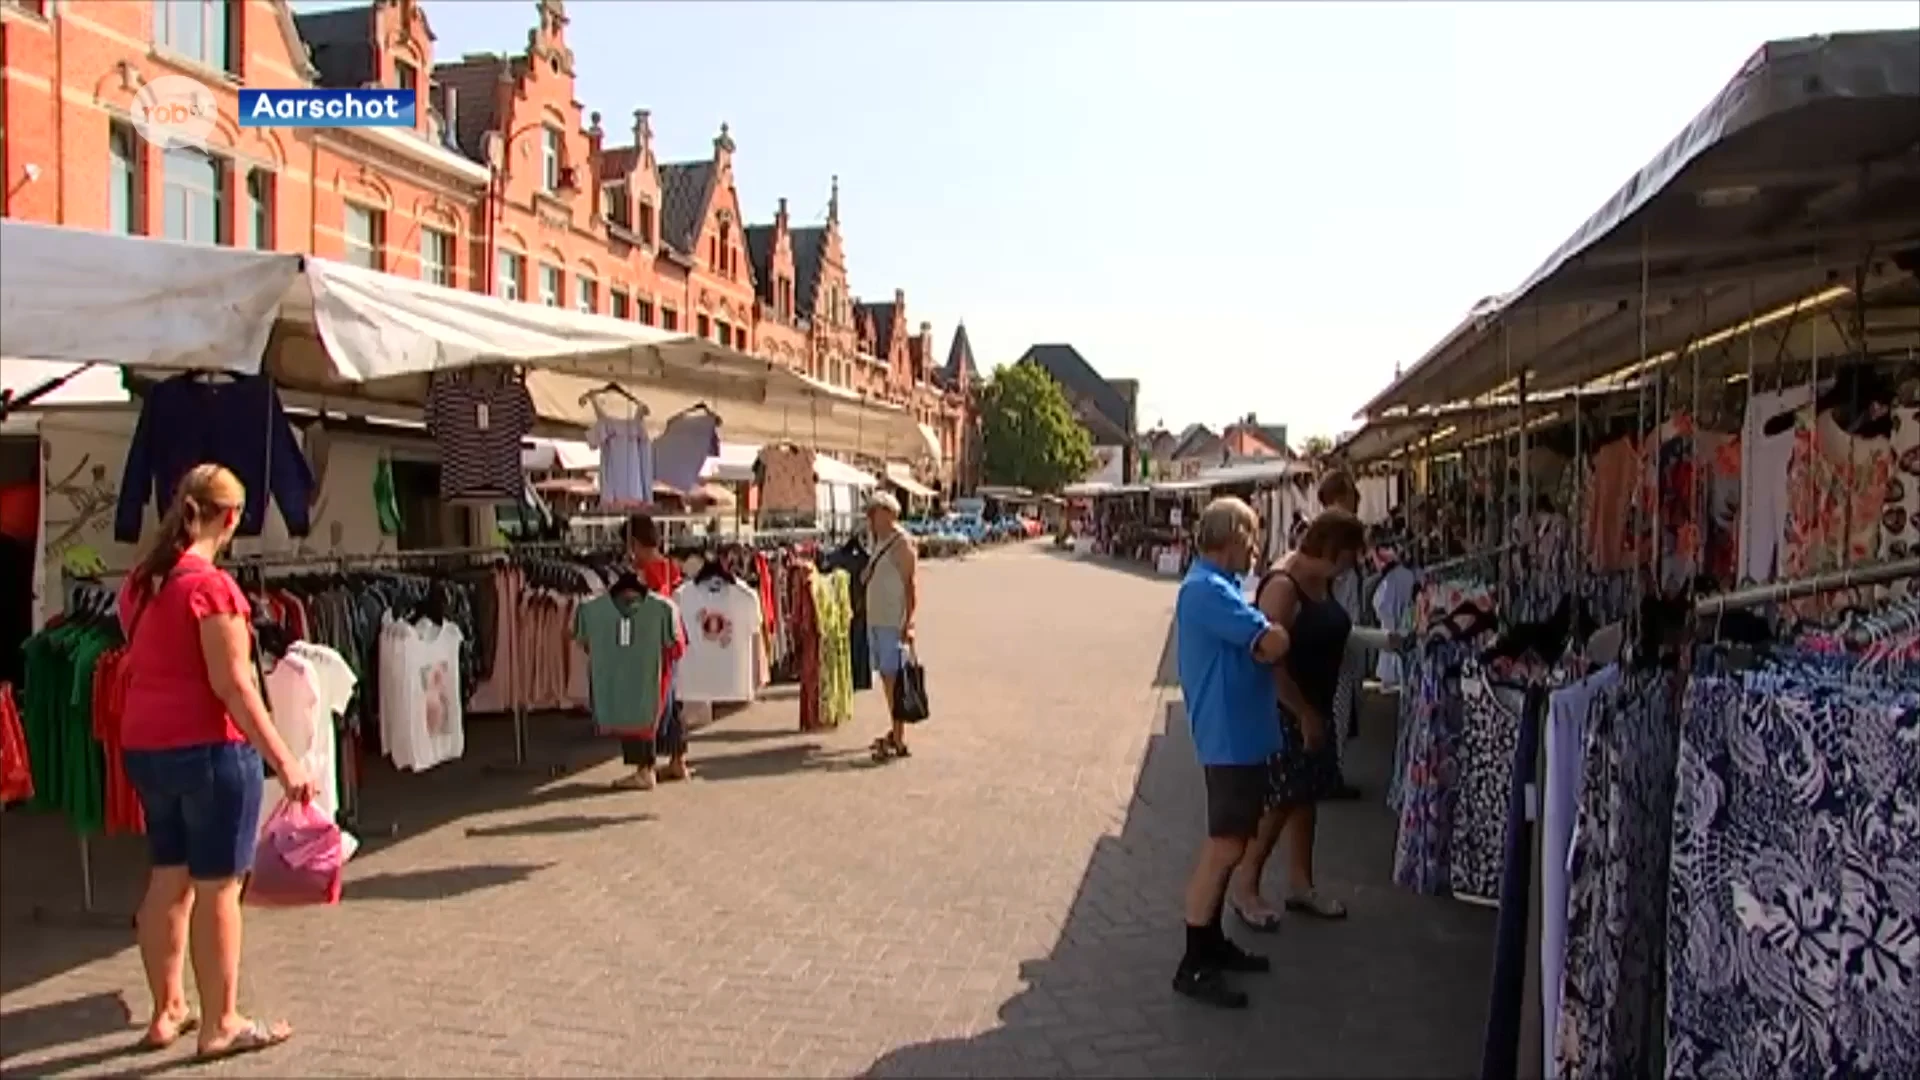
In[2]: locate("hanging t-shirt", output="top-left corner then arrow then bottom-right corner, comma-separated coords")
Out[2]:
259,642 -> 359,859
424,371 -> 535,502
654,412 -> 721,494
589,415 -> 655,507
377,616 -> 466,771
757,445 -> 815,513
573,591 -> 681,734
671,578 -> 764,703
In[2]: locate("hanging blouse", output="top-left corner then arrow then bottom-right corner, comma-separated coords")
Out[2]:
588,413 -> 655,508
424,369 -> 535,503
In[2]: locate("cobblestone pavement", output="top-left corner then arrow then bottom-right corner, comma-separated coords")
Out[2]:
1,543 -> 1491,1077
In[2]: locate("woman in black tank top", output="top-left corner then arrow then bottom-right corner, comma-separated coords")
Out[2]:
1227,509 -> 1375,929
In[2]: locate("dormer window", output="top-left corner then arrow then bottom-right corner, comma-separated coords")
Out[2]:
637,202 -> 655,245
395,59 -> 418,94
604,181 -> 630,229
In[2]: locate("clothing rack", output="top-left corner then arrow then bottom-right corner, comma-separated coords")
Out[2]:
1420,542 -> 1518,580
1691,556 -> 1920,617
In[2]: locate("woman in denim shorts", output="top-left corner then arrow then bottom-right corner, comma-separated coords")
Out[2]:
117,465 -> 315,1062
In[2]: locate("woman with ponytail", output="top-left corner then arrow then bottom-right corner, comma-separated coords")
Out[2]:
116,463 -> 311,1061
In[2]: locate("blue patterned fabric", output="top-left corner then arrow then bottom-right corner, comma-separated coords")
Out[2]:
1451,664 -> 1525,902
1393,639 -> 1468,895
1553,671 -> 1681,1079
1666,672 -> 1920,1079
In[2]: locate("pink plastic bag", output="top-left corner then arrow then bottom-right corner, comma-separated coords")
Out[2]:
248,800 -> 344,907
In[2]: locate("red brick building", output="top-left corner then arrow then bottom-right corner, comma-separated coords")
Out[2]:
1,0 -> 971,489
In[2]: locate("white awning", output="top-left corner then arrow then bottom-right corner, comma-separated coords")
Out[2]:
522,437 -> 599,472
813,454 -> 879,489
701,441 -> 760,483
884,463 -> 935,498
0,221 -> 944,458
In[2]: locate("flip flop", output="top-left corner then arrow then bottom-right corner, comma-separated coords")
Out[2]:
136,1016 -> 197,1052
1230,899 -> 1283,933
1285,892 -> 1349,920
196,1019 -> 292,1063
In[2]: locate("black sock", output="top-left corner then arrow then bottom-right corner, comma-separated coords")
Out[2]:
1180,923 -> 1216,973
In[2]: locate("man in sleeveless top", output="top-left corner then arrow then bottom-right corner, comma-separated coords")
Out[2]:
1171,498 -> 1294,1008
862,493 -> 920,759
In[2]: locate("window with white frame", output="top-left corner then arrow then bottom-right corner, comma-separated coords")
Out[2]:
245,169 -> 274,251
497,250 -> 525,300
540,264 -> 562,307
343,204 -> 383,269
154,0 -> 232,73
162,146 -> 227,246
109,123 -> 142,234
577,277 -> 598,315
541,127 -> 562,191
420,227 -> 454,287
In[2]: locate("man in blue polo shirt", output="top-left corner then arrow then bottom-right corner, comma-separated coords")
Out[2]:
1172,496 -> 1292,1009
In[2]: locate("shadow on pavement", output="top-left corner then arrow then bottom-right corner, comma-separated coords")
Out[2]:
462,812 -> 656,839
864,692 -> 1494,1079
0,990 -> 130,1066
687,742 -> 877,783
344,861 -> 553,903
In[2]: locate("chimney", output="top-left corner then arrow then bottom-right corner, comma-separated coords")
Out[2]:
632,108 -> 652,164
585,111 -> 604,219
442,84 -> 458,146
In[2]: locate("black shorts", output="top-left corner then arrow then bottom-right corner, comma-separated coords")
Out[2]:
1203,764 -> 1275,839
1271,715 -> 1342,806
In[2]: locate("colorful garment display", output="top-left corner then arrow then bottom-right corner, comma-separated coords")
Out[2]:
1666,669 -> 1920,1078
18,617 -> 142,835
114,373 -> 314,542
814,570 -> 854,729
1392,640 -> 1467,895
1,682 -> 34,804
1780,410 -> 1894,617
1880,406 -> 1919,598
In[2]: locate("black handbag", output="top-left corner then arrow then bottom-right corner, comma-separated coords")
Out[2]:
890,648 -> 930,723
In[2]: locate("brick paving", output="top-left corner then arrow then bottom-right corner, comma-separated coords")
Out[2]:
0,543 -> 1491,1078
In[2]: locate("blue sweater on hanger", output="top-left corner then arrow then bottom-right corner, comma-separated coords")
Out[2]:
114,373 -> 315,542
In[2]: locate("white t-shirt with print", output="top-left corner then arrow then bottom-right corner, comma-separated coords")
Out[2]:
259,642 -> 360,858
670,579 -> 763,703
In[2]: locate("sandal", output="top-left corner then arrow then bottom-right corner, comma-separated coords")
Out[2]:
1230,899 -> 1283,934
196,1019 -> 292,1063
612,771 -> 654,791
137,1015 -> 197,1052
1284,891 -> 1349,920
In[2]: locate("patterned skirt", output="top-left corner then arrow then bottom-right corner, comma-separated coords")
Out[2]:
1270,713 -> 1343,806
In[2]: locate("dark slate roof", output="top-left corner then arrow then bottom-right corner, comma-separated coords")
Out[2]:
743,225 -> 776,306
789,227 -> 826,319
944,324 -> 978,383
1018,344 -> 1130,434
433,55 -> 521,163
293,5 -> 375,89
598,146 -> 638,180
858,301 -> 897,360
1171,424 -> 1222,459
657,161 -> 715,255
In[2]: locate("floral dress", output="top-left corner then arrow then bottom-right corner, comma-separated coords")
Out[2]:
1781,410 -> 1894,618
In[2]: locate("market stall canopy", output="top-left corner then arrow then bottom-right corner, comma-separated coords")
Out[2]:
690,483 -> 737,508
701,442 -> 759,483
814,455 -> 880,489
1333,380 -> 1653,464
0,221 -> 940,457
884,463 -> 936,498
0,223 -> 299,374
1193,459 -> 1311,486
1,359 -> 132,410
1359,30 -> 1920,416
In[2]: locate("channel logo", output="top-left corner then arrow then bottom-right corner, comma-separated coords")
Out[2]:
240,88 -> 417,128
131,74 -> 219,150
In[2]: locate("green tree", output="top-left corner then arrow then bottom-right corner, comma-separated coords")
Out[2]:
977,362 -> 1096,492
1302,434 -> 1334,459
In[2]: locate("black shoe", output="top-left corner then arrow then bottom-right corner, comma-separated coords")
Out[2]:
1215,939 -> 1272,974
1172,965 -> 1249,1009
1329,782 -> 1363,801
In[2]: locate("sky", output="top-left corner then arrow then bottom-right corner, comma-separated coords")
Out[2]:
303,0 -> 1918,443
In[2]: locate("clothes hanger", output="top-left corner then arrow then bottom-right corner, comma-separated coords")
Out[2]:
579,383 -> 649,420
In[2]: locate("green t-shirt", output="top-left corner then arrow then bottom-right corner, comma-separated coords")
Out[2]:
572,592 -> 677,734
